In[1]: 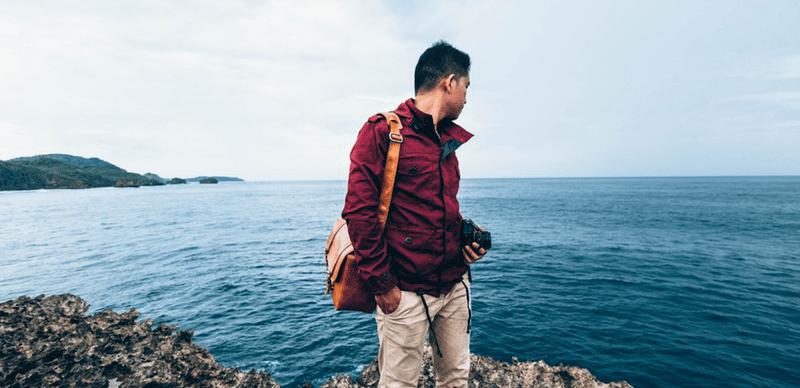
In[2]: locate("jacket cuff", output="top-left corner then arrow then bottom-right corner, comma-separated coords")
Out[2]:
366,272 -> 398,295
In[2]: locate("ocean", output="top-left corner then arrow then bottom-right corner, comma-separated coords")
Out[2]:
1,177 -> 798,388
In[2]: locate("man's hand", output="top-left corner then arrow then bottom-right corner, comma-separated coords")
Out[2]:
463,222 -> 488,265
463,242 -> 487,265
375,286 -> 402,314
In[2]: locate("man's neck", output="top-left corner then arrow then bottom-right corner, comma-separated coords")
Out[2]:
414,92 -> 446,133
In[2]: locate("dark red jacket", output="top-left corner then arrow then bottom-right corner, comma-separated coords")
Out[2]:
342,99 -> 473,296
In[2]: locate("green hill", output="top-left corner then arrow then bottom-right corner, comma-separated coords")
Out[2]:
10,154 -> 116,168
1,155 -> 164,191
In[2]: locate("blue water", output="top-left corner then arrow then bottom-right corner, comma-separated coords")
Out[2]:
1,177 -> 798,388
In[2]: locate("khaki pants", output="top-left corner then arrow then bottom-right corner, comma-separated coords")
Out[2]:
375,278 -> 471,388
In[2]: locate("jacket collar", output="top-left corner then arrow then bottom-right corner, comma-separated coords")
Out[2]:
395,98 -> 474,144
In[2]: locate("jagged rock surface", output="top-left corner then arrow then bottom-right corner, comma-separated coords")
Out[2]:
321,343 -> 634,388
1,294 -> 633,388
0,294 -> 278,388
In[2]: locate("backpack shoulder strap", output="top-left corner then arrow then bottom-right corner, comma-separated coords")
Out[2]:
377,111 -> 403,232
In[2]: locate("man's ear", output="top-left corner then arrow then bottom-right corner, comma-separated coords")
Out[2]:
442,74 -> 456,92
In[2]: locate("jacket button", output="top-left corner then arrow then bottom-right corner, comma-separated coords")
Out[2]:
446,225 -> 452,232
405,237 -> 413,244
409,167 -> 417,175
382,273 -> 390,281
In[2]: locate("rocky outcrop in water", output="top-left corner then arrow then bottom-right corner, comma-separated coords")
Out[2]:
199,177 -> 219,184
0,294 -> 633,388
187,176 -> 244,183
114,179 -> 141,188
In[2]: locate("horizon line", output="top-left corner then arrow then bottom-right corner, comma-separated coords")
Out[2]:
242,174 -> 800,183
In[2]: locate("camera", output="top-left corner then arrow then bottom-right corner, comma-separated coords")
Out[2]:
461,219 -> 491,250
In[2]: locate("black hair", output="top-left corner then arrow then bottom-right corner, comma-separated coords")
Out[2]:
414,40 -> 471,94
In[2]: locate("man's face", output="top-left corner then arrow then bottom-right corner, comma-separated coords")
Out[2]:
446,74 -> 470,120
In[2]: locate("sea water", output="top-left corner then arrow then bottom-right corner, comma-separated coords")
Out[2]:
1,177 -> 798,388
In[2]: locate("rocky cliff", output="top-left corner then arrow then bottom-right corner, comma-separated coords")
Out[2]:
0,294 -> 633,388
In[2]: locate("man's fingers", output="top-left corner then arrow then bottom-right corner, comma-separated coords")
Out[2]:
383,301 -> 398,314
463,244 -> 485,265
376,286 -> 402,314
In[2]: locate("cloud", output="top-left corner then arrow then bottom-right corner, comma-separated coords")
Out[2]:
767,54 -> 800,79
735,92 -> 800,109
3,1 -> 800,178
768,120 -> 800,129
0,0 -> 422,179
726,53 -> 800,80
0,123 -> 59,160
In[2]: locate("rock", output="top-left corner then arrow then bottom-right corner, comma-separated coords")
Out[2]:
139,178 -> 166,186
0,294 -> 633,388
321,343 -> 634,388
199,177 -> 219,184
0,294 -> 279,388
115,179 -> 140,188
321,374 -> 360,388
167,178 -> 188,184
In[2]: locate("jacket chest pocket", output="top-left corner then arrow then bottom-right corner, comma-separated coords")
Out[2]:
397,153 -> 439,181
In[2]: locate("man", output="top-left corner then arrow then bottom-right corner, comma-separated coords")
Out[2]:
342,40 -> 486,388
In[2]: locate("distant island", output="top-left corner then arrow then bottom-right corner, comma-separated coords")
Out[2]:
0,154 -> 243,191
187,176 -> 242,183
142,173 -> 243,184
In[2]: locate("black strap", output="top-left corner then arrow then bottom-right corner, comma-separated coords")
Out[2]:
460,279 -> 472,334
418,291 -> 444,358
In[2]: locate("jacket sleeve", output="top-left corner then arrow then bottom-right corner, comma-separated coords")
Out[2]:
341,117 -> 398,295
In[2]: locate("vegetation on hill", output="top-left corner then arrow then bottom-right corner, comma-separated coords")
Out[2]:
10,154 -> 115,168
1,155 -> 160,191
0,154 -> 242,191
143,173 -> 167,183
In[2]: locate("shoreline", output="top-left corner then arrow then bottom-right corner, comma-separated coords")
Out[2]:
0,294 -> 633,388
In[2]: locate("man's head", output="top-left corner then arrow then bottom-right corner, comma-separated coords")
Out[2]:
414,41 -> 471,120
415,41 -> 471,95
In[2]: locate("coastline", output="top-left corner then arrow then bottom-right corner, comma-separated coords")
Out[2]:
0,294 -> 633,388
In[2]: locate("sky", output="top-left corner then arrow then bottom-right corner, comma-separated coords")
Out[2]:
1,0 -> 798,181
